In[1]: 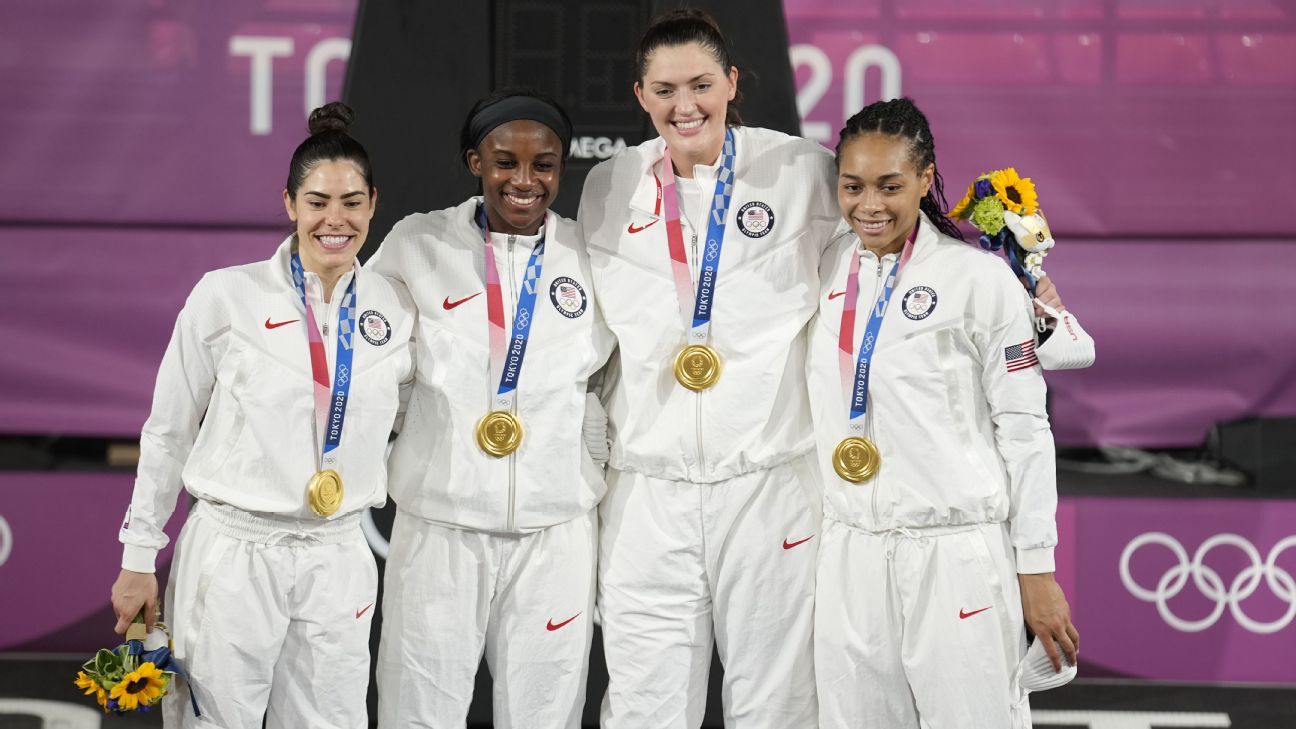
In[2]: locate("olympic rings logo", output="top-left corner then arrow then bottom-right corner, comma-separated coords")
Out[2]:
1119,532 -> 1296,634
0,515 -> 11,568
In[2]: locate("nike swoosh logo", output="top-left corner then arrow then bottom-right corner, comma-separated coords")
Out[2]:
959,606 -> 992,620
356,603 -> 374,619
443,292 -> 482,310
783,535 -> 814,550
546,613 -> 581,631
264,318 -> 299,329
627,220 -> 659,234
827,291 -> 846,300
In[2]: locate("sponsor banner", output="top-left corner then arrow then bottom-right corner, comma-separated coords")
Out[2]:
0,473 -> 187,651
1073,496 -> 1296,684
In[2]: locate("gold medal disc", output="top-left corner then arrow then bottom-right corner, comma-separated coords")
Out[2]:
673,344 -> 722,391
476,410 -> 524,457
307,469 -> 345,516
832,437 -> 881,483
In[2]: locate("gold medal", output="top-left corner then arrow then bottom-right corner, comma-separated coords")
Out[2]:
673,344 -> 722,391
832,437 -> 880,483
307,469 -> 344,516
476,410 -> 523,457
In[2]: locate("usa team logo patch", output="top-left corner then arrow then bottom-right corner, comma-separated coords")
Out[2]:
901,286 -> 938,320
736,201 -> 774,238
549,277 -> 587,318
359,310 -> 391,346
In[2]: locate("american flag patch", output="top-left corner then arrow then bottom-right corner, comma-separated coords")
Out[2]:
1004,339 -> 1039,372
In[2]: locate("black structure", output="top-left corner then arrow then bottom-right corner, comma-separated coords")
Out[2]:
343,0 -> 801,258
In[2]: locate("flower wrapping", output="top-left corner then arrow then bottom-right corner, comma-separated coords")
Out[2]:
73,614 -> 200,716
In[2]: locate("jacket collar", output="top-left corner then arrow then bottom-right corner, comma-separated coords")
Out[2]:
273,235 -> 360,296
629,137 -> 668,218
458,195 -> 551,251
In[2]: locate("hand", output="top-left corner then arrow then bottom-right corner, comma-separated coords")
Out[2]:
1031,275 -> 1065,318
1018,572 -> 1079,672
111,569 -> 159,635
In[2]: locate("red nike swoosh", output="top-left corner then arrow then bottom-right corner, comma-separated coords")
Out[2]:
959,606 -> 992,620
783,535 -> 814,550
356,603 -> 374,619
546,613 -> 581,631
443,292 -> 482,310
627,220 -> 659,234
827,291 -> 846,300
264,318 -> 299,329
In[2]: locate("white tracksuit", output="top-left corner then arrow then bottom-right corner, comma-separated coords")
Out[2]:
578,127 -> 841,728
807,216 -> 1058,728
366,198 -> 615,729
118,238 -> 415,728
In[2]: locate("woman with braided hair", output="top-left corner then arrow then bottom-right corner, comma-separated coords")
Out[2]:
807,96 -> 1079,727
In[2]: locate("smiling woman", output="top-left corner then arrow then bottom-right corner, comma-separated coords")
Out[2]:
110,101 -> 415,727
365,90 -> 615,728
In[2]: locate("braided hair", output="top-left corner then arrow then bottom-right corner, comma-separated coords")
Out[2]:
836,98 -> 963,242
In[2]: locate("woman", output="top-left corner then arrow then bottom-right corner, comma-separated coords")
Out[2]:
807,97 -> 1080,728
577,10 -> 840,727
367,90 -> 614,728
111,102 -> 413,728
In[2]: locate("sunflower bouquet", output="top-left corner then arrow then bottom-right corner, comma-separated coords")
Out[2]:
948,167 -> 1054,290
73,613 -> 199,716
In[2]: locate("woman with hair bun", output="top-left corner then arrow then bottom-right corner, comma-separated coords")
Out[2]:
366,89 -> 614,729
577,9 -> 840,727
110,101 -> 414,727
808,96 -> 1078,727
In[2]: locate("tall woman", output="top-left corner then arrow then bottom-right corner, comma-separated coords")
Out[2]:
807,97 -> 1079,727
367,90 -> 614,728
577,10 -> 840,727
112,102 -> 413,728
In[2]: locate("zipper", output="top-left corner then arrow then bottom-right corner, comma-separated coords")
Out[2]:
689,227 -> 707,475
866,252 -> 885,526
506,234 -> 518,532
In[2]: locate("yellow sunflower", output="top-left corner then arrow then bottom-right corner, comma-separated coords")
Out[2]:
75,671 -> 109,708
108,662 -> 168,710
988,167 -> 1038,215
948,181 -> 976,219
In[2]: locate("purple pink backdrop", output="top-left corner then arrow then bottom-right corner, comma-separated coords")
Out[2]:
4,1 -> 1294,447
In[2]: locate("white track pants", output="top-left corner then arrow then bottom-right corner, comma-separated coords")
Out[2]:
598,456 -> 821,728
815,519 -> 1029,729
376,509 -> 596,729
162,501 -> 377,729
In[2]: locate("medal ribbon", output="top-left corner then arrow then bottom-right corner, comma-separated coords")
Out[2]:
837,223 -> 919,435
477,205 -> 549,411
660,127 -> 736,345
290,253 -> 357,471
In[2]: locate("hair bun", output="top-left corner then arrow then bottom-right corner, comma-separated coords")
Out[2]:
307,101 -> 354,136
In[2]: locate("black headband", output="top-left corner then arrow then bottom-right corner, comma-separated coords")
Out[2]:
467,95 -> 573,153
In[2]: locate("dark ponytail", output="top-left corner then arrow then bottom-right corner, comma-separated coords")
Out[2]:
836,98 -> 963,242
636,8 -> 743,127
285,101 -> 375,199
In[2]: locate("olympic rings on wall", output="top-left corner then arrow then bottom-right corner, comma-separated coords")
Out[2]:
1119,532 -> 1296,634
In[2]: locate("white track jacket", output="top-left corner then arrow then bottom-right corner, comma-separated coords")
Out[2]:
119,238 -> 415,572
367,198 -> 614,532
579,127 -> 840,483
808,218 -> 1058,573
